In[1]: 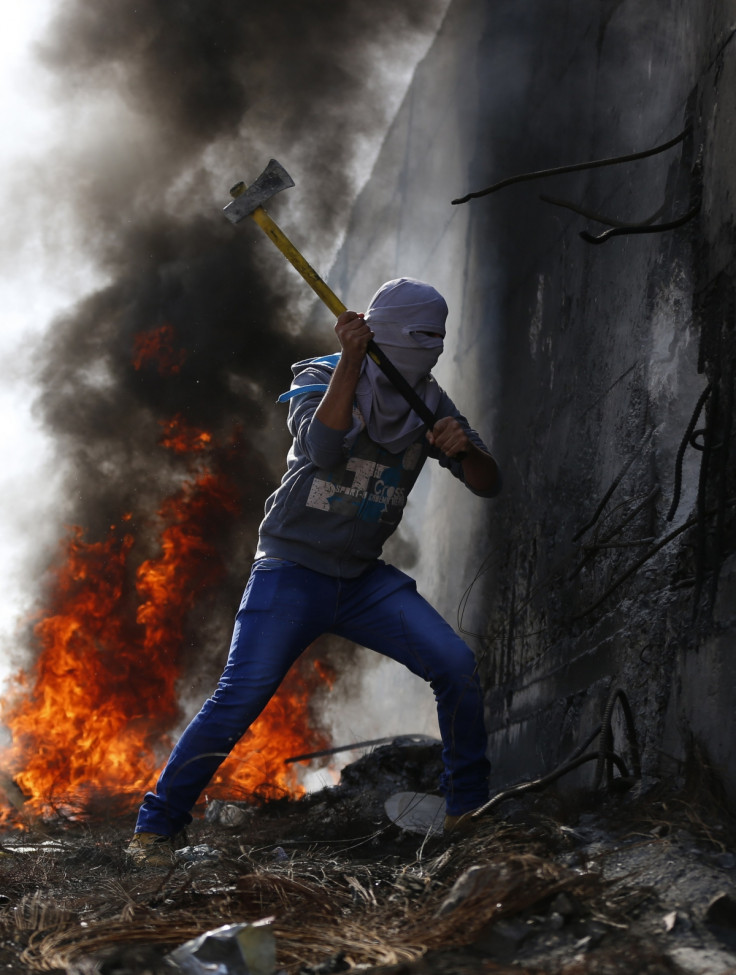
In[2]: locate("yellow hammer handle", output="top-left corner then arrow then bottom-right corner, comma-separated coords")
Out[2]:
242,195 -> 437,426
249,207 -> 347,318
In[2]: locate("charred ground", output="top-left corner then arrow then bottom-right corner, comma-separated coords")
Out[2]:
1,744 -> 735,975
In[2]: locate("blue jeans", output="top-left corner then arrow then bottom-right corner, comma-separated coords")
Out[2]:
135,560 -> 490,834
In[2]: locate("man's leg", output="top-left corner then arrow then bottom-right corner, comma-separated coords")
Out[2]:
333,563 -> 490,816
134,560 -> 335,836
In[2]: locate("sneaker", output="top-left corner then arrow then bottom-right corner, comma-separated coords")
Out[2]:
125,831 -> 175,867
443,807 -> 484,836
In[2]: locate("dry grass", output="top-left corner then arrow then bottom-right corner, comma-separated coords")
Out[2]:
0,781 -> 731,974
0,813 -> 601,973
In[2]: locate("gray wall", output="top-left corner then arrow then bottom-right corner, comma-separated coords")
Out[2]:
329,0 -> 736,801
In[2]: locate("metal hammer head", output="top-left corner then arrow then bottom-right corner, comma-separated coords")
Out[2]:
223,159 -> 295,225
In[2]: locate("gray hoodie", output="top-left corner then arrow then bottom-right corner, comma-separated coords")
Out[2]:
255,356 -> 499,578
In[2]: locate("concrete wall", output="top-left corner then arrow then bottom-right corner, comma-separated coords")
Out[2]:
329,0 -> 736,801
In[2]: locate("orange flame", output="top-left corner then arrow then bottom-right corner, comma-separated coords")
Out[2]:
159,415 -> 212,454
0,397 -> 331,823
133,323 -> 187,375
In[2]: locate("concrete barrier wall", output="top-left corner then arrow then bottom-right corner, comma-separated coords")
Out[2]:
328,0 -> 736,801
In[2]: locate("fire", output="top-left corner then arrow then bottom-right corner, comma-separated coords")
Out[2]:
0,399 -> 331,823
159,415 -> 213,453
132,323 -> 187,375
211,663 -> 332,797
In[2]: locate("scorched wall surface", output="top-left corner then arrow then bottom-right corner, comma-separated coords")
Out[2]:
329,0 -> 736,801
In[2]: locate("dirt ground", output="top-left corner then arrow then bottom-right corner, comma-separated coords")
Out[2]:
1,744 -> 736,975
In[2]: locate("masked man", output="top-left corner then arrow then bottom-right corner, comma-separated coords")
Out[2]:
127,278 -> 500,865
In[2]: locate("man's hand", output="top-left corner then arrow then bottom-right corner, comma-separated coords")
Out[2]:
335,311 -> 373,368
426,416 -> 470,457
315,311 -> 373,432
427,417 -> 500,494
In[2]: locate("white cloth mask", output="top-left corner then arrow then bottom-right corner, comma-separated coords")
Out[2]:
355,278 -> 448,453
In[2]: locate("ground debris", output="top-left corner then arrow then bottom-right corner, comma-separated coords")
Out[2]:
0,758 -> 734,973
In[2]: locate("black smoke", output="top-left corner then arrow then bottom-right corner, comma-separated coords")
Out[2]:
25,0 -> 447,687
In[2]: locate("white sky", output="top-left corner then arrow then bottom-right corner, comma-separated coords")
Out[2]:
0,2 -> 75,683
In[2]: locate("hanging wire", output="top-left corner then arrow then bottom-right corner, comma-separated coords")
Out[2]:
451,127 -> 690,205
573,429 -> 653,542
539,195 -> 667,228
469,685 -> 641,822
667,383 -> 712,522
692,384 -> 721,616
710,362 -> 735,607
580,204 -> 700,244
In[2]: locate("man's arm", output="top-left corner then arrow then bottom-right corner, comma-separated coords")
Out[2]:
314,310 -> 373,431
427,416 -> 501,494
315,310 -> 499,493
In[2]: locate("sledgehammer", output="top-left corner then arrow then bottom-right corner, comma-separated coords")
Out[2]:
223,159 -> 436,428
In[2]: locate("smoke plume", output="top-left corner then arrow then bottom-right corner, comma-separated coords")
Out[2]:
2,0 -> 449,776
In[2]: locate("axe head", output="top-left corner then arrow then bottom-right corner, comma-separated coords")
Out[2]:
223,158 -> 295,224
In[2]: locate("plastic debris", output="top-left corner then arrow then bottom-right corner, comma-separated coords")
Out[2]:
384,791 -> 445,835
168,919 -> 277,975
704,893 -> 736,930
175,844 -> 223,866
205,799 -> 253,827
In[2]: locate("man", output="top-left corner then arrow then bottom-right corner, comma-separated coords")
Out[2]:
127,277 -> 500,866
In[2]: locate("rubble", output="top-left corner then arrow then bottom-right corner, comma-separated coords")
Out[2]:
169,919 -> 277,975
0,741 -> 734,974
